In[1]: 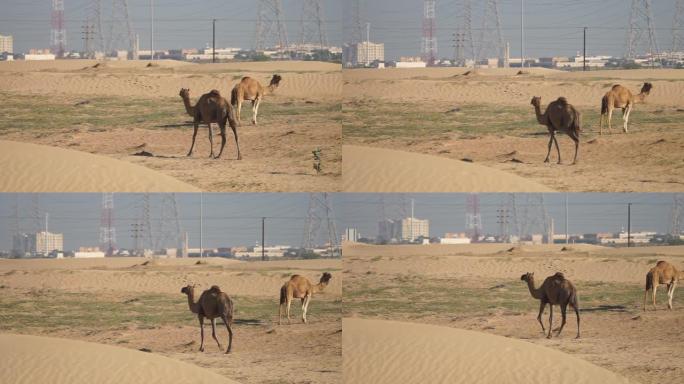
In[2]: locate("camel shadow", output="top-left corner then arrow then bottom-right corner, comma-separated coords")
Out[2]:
155,122 -> 194,128
233,318 -> 263,326
581,304 -> 628,313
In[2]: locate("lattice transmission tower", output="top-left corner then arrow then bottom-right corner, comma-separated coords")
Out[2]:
465,194 -> 482,242
302,193 -> 339,257
671,194 -> 684,235
515,194 -> 551,243
673,0 -> 684,53
421,0 -> 437,65
452,0 -> 475,65
99,193 -> 116,256
477,0 -> 504,63
155,193 -> 183,253
255,0 -> 289,54
300,0 -> 328,50
349,0 -> 364,44
87,0 -> 135,56
51,0 -> 66,57
626,0 -> 659,59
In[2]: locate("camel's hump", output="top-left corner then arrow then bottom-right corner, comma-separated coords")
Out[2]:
209,89 -> 221,96
556,97 -> 568,105
208,285 -> 222,293
553,272 -> 566,279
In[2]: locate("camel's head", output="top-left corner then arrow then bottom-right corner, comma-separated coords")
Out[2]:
269,74 -> 282,88
179,88 -> 190,99
319,272 -> 332,285
530,96 -> 541,107
180,284 -> 196,295
640,82 -> 653,95
520,272 -> 534,282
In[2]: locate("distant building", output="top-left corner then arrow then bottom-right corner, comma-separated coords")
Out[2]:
74,251 -> 105,258
234,245 -> 289,259
12,231 -> 64,256
401,218 -> 429,241
344,228 -> 360,243
0,35 -> 13,53
343,41 -> 384,67
377,219 -> 402,243
24,53 -> 56,61
440,232 -> 471,244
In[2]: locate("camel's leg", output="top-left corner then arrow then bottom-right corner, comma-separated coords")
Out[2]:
569,132 -> 579,164
286,296 -> 293,325
552,134 -> 562,164
252,98 -> 261,125
572,302 -> 581,338
547,305 -> 554,339
278,302 -> 283,325
230,123 -> 241,160
187,122 -> 199,156
198,315 -> 205,352
215,124 -> 227,159
207,123 -> 215,158
302,295 -> 311,324
652,284 -> 658,311
210,318 -> 221,350
536,301 -> 546,334
222,315 -> 233,354
544,132 -> 554,163
607,107 -> 613,134
599,113 -> 604,135
623,103 -> 632,133
236,100 -> 243,125
668,281 -> 677,310
643,287 -> 649,311
556,303 -> 568,337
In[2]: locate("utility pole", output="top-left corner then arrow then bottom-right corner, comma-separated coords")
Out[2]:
410,198 -> 415,242
199,193 -> 203,258
565,194 -> 569,244
583,27 -> 587,71
212,19 -> 216,63
627,203 -> 632,248
366,22 -> 370,66
261,217 -> 266,261
150,0 -> 154,60
520,0 -> 524,68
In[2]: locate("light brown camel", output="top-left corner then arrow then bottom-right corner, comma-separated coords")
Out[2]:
599,82 -> 652,135
643,260 -> 683,311
181,284 -> 234,354
278,272 -> 332,325
521,272 -> 580,339
179,88 -> 241,160
230,74 -> 282,126
531,96 -> 581,164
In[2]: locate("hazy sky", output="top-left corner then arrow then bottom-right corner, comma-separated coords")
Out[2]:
0,193 -> 678,251
0,0 -> 342,53
343,0 -> 682,60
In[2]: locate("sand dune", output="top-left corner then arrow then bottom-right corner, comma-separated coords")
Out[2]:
343,145 -> 554,192
0,333 -> 240,384
343,318 -> 630,384
0,140 -> 200,192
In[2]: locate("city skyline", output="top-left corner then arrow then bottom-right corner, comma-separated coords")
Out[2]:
0,0 -> 342,54
343,0 -> 683,61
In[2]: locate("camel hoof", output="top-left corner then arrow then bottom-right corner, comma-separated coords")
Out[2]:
186,153 -> 193,157
214,155 -> 221,159
546,335 -> 552,339
199,347 -> 204,352
544,160 -> 550,163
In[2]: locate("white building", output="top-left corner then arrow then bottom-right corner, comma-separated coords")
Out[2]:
401,218 -> 429,241
74,251 -> 105,258
344,228 -> 360,243
234,245 -> 289,259
0,35 -> 13,53
439,232 -> 471,244
24,54 -> 56,61
343,41 -> 384,67
12,231 -> 64,256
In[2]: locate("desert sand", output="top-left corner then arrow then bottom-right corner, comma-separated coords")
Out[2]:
343,145 -> 554,192
0,333 -> 240,384
343,68 -> 684,192
344,318 -> 630,384
0,60 -> 340,192
0,140 -> 200,192
343,243 -> 684,384
0,257 -> 342,384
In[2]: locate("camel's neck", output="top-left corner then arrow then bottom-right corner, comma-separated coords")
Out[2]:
185,291 -> 200,314
181,95 -> 195,117
525,278 -> 544,300
532,103 -> 546,125
313,282 -> 328,294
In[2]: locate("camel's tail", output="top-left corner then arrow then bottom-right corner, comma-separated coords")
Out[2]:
279,284 -> 287,306
570,289 -> 579,310
230,86 -> 239,107
643,270 -> 654,310
600,95 -> 608,115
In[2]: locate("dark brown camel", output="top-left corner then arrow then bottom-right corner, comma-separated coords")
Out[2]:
521,272 -> 580,339
531,96 -> 582,164
179,88 -> 241,160
181,284 -> 234,353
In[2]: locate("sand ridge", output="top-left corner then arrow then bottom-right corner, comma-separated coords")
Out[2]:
0,140 -> 201,192
0,333 -> 241,384
343,318 -> 630,384
343,145 -> 555,192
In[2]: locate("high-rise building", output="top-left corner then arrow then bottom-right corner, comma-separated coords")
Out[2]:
343,41 -> 384,67
377,219 -> 402,243
12,231 -> 64,256
344,228 -> 360,242
0,35 -> 13,53
401,218 -> 429,241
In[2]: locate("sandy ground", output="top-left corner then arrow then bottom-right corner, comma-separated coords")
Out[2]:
0,60 -> 341,192
343,243 -> 684,384
343,68 -> 684,192
344,318 -> 630,384
0,140 -> 200,192
0,257 -> 342,384
343,144 -> 554,192
0,334 -> 240,384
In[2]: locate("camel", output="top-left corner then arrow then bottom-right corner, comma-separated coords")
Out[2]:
278,272 -> 332,325
179,88 -> 241,160
521,272 -> 580,339
643,260 -> 683,311
599,82 -> 652,135
230,74 -> 282,126
181,284 -> 234,354
531,96 -> 581,165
